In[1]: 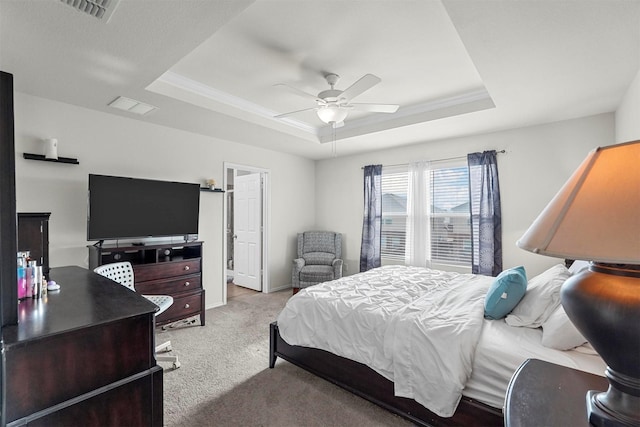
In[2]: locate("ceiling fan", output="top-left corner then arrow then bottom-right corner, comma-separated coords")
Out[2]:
274,73 -> 399,127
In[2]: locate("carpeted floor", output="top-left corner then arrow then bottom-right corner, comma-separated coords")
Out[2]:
158,289 -> 412,426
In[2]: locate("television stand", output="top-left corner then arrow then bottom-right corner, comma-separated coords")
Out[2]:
88,240 -> 205,327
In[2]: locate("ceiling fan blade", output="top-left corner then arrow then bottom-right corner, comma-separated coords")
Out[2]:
339,74 -> 381,101
350,103 -> 399,113
274,107 -> 317,119
274,83 -> 321,102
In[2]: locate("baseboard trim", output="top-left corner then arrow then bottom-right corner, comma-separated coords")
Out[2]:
265,284 -> 291,293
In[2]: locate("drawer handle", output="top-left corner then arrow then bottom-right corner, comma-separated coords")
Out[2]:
184,265 -> 190,271
184,303 -> 190,309
184,281 -> 190,287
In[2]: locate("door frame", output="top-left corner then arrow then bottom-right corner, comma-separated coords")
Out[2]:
223,162 -> 270,303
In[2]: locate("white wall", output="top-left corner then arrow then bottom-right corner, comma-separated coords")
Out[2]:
13,90 -> 620,304
615,67 -> 640,142
316,113 -> 615,277
14,93 -> 315,309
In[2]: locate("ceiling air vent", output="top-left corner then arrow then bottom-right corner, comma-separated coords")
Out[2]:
108,96 -> 158,116
59,0 -> 121,22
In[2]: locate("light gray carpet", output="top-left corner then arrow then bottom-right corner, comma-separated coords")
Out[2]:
158,289 -> 412,427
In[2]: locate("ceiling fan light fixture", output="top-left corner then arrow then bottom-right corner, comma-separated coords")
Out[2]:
276,72 -> 397,126
317,104 -> 348,124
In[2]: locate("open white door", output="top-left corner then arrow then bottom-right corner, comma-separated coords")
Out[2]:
233,172 -> 262,291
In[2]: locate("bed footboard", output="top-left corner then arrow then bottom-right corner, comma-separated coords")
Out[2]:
269,322 -> 502,427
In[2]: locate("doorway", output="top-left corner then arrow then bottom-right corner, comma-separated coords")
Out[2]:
223,162 -> 270,303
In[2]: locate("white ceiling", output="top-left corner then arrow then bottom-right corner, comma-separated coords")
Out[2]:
1,0 -> 638,160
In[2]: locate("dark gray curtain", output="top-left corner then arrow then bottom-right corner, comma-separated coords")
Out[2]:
468,151 -> 502,276
360,164 -> 382,272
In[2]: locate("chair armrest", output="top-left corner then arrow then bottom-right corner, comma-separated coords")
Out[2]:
292,258 -> 306,287
332,259 -> 343,279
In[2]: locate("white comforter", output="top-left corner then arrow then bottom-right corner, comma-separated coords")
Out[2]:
277,265 -> 494,417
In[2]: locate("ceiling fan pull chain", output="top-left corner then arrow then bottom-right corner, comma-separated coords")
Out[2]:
332,125 -> 337,158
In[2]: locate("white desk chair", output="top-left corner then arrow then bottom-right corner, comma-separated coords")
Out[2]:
94,261 -> 181,369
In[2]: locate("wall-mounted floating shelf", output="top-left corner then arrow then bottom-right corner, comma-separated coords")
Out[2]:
23,153 -> 79,165
200,187 -> 225,193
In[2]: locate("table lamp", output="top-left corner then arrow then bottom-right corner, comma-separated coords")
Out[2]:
517,140 -> 640,427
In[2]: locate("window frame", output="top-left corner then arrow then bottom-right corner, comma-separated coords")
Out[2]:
380,160 -> 472,270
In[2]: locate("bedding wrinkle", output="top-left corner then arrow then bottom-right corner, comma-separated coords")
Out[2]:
277,265 -> 495,417
388,272 -> 491,416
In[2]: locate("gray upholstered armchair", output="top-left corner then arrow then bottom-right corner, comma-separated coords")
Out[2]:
292,231 -> 343,290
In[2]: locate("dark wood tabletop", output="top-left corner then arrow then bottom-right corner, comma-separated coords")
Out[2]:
3,265 -> 157,345
504,358 -> 609,427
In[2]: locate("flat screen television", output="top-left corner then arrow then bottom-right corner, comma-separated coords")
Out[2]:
87,174 -> 200,242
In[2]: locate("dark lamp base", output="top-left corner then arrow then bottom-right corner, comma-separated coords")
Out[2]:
561,263 -> 640,427
587,389 -> 640,427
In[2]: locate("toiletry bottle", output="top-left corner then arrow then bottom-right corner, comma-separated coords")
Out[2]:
41,268 -> 47,297
28,260 -> 37,298
34,266 -> 43,299
17,255 -> 26,300
25,261 -> 33,299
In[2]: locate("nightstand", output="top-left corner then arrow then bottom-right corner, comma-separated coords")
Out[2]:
504,358 -> 608,427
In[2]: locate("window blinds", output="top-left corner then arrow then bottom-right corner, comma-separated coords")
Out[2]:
381,164 -> 471,266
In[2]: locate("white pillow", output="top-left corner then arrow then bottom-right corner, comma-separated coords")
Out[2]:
541,305 -> 587,350
568,260 -> 590,275
505,264 -> 570,328
574,342 -> 598,355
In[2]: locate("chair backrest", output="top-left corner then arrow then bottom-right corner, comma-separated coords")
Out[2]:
93,261 -> 135,291
297,231 -> 342,263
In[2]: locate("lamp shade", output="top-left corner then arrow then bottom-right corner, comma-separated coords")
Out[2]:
517,140 -> 640,264
317,104 -> 348,124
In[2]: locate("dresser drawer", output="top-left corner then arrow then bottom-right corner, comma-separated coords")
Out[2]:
134,259 -> 201,282
5,314 -> 154,422
156,291 -> 203,325
135,274 -> 201,295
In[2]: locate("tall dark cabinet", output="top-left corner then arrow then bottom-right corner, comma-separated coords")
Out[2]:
0,70 -> 18,328
1,70 -> 18,427
17,213 -> 50,279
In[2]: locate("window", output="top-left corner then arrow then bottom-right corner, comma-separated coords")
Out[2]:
380,167 -> 408,260
380,162 -> 471,267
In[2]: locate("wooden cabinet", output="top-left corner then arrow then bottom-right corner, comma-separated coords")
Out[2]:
17,212 -> 50,279
88,241 -> 205,326
3,266 -> 163,426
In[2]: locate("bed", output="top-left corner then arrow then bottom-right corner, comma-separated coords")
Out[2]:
268,264 -> 605,426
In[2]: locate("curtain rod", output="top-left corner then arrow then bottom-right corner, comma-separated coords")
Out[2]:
361,149 -> 506,169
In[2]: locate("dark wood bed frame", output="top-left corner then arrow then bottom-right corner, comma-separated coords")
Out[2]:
269,322 -> 503,427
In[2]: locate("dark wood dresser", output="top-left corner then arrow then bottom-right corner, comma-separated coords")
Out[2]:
2,266 -> 163,426
88,241 -> 205,326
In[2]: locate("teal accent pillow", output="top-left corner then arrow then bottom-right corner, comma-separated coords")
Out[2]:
484,266 -> 527,320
